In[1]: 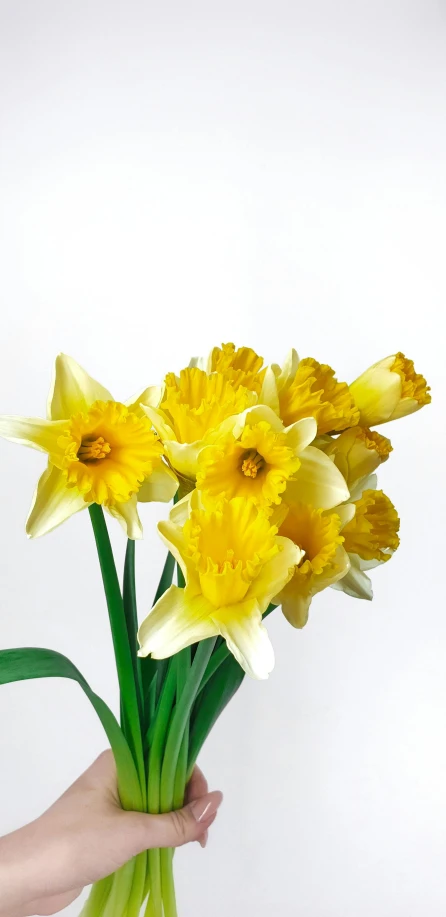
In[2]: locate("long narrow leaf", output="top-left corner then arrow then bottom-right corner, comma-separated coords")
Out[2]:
0,646 -> 143,812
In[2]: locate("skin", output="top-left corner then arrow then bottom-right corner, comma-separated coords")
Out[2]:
0,751 -> 222,917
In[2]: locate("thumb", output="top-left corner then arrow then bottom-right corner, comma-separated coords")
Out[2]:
125,791 -> 223,853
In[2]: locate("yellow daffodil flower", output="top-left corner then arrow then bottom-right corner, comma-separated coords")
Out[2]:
317,425 -> 392,490
140,366 -> 261,483
272,349 -> 360,433
349,352 -> 431,427
137,492 -> 301,679
203,342 -> 266,393
273,500 -> 352,628
332,473 -> 400,600
0,354 -> 178,538
196,405 -> 349,511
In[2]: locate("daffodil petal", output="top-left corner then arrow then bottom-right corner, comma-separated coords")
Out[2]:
137,464 -> 179,503
230,404 -> 284,437
284,417 -> 318,452
140,405 -> 176,442
137,585 -> 217,658
47,354 -> 113,421
106,495 -> 143,540
275,348 -> 300,389
259,366 -> 280,413
349,366 -> 402,426
280,592 -> 311,629
164,440 -> 202,480
286,445 -> 349,509
331,553 -> 373,599
0,415 -> 68,455
158,516 -> 199,592
26,464 -> 87,537
335,503 -> 356,529
248,535 -> 302,608
348,473 -> 378,502
215,599 -> 275,679
126,385 -> 162,415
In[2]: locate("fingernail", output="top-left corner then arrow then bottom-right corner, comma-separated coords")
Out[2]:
198,829 -> 208,848
190,791 -> 223,823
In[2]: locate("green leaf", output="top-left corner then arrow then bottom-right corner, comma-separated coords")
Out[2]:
0,646 -> 143,812
188,654 -> 245,777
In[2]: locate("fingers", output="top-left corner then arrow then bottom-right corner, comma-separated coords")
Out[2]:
126,790 -> 223,853
185,765 -> 208,804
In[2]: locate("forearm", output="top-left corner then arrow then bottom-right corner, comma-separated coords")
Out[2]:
0,822 -> 48,917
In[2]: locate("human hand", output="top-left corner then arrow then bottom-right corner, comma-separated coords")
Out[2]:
0,750 -> 222,917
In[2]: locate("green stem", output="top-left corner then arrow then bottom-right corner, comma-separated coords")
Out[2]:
146,659 -> 178,917
102,859 -> 135,917
173,648 -> 190,809
88,505 -> 146,800
160,848 -> 177,917
123,539 -> 144,726
160,638 -> 216,813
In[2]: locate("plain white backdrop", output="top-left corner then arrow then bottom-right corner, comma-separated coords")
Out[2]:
0,2 -> 445,915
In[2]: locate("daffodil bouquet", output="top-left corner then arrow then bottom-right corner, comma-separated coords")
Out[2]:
0,345 -> 430,916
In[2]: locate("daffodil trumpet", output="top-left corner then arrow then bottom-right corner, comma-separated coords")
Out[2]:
0,344 -> 430,917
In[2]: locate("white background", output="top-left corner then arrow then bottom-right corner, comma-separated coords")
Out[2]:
0,2 -> 445,915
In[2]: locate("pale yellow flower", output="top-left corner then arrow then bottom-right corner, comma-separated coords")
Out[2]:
332,474 -> 400,600
141,366 -> 259,482
196,405 -> 349,511
273,500 -> 352,628
137,492 -> 301,679
349,352 -> 431,427
272,349 -> 360,433
0,354 -> 178,538
317,425 -> 392,490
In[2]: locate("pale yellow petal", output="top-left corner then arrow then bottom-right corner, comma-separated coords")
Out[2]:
284,417 -> 318,452
125,385 -> 163,416
158,516 -> 200,592
137,585 -> 217,658
215,599 -> 275,679
275,348 -> 300,390
248,535 -> 302,608
26,464 -> 87,538
332,553 -> 373,599
259,366 -> 280,414
137,464 -> 178,503
286,446 -> 349,509
139,404 -> 176,442
280,592 -> 311,629
0,415 -> 67,455
47,354 -> 113,420
164,440 -> 202,479
106,495 -> 143,540
349,365 -> 401,427
334,503 -> 356,529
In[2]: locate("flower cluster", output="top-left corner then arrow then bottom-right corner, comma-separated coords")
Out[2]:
137,343 -> 430,678
0,345 -> 430,679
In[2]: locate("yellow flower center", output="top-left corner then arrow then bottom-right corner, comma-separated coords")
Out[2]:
196,421 -> 300,508
183,498 -> 279,607
279,503 -> 343,583
342,489 -> 400,562
55,400 -> 163,505
391,352 -> 431,406
77,435 -> 112,462
210,342 -> 266,393
279,357 -> 360,433
241,450 -> 265,478
161,367 -> 256,444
